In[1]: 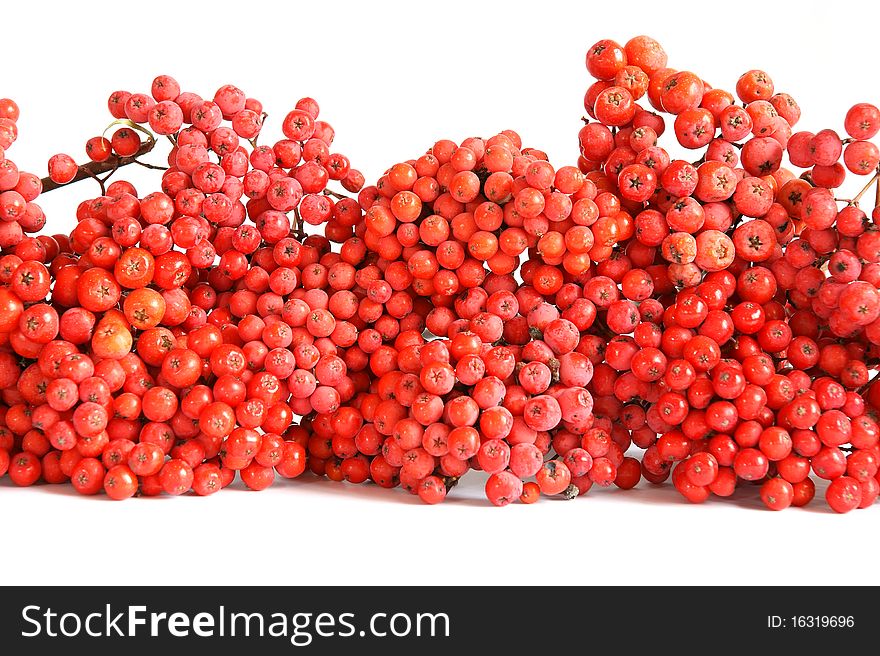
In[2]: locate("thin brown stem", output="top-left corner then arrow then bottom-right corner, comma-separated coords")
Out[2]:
98,160 -> 119,185
83,168 -> 107,196
40,139 -> 158,193
132,159 -> 169,171
875,170 -> 880,209
850,166 -> 880,206
293,206 -> 305,240
322,188 -> 351,201
248,112 -> 269,149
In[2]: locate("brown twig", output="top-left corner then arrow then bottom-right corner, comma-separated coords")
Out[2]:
849,166 -> 880,206
40,139 -> 159,193
248,112 -> 269,149
322,188 -> 351,201
875,169 -> 880,209
132,159 -> 169,171
293,206 -> 305,240
82,167 -> 108,196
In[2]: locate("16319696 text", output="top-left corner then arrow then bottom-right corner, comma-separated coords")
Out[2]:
768,616 -> 855,629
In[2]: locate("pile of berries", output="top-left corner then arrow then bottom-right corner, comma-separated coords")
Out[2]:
1,35 -> 879,513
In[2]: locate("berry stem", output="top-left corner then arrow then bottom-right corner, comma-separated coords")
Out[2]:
293,206 -> 305,240
132,159 -> 169,172
875,167 -> 880,209
444,476 -> 460,492
849,166 -> 880,206
322,188 -> 351,201
39,138 -> 159,193
248,112 -> 269,149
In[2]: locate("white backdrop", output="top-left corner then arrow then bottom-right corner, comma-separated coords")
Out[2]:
2,0 -> 878,586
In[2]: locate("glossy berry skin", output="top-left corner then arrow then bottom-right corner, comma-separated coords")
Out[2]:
760,478 -> 793,511
586,40 -> 628,81
684,452 -> 718,487
734,448 -> 769,481
104,465 -> 138,500
159,459 -> 193,496
71,458 -> 105,495
519,481 -> 540,504
418,476 -> 447,504
825,476 -> 862,514
8,452 -> 41,486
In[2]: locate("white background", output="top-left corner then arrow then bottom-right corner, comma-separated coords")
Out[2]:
2,0 -> 879,586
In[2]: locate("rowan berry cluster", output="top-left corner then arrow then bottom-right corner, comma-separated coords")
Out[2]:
1,35 -> 878,513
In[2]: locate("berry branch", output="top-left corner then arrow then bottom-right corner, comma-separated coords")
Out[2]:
40,138 -> 159,193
